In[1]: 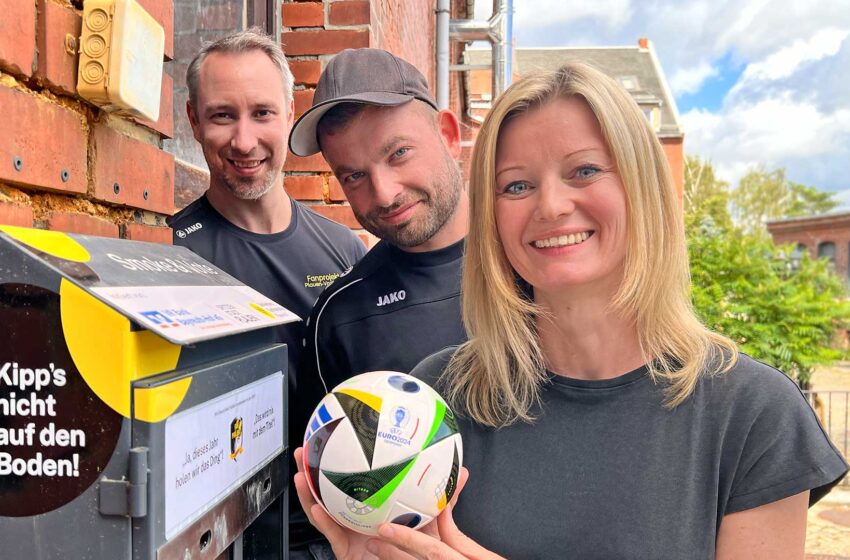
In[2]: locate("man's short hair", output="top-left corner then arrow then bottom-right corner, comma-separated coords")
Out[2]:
186,28 -> 294,111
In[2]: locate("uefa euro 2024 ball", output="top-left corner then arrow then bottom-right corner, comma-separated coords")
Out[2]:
302,371 -> 463,535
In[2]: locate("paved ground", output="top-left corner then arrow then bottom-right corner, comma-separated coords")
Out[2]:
805,364 -> 850,559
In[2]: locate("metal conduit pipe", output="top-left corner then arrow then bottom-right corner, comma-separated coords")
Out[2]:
436,0 -> 510,108
436,0 -> 451,109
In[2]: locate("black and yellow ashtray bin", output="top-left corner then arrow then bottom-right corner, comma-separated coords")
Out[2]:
0,226 -> 297,559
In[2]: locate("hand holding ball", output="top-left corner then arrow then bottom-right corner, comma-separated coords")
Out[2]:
302,371 -> 463,535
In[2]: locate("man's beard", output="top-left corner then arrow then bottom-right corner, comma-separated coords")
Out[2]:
357,152 -> 463,248
220,170 -> 277,200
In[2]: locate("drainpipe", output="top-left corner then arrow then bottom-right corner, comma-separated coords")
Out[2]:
505,0 -> 512,87
438,0 -> 510,106
436,0 -> 451,109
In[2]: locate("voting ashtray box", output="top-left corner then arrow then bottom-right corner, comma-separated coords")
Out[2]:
0,226 -> 299,559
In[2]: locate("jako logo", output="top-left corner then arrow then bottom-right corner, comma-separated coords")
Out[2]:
377,290 -> 406,307
176,223 -> 203,238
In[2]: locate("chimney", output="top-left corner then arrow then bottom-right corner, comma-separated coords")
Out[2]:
638,37 -> 649,49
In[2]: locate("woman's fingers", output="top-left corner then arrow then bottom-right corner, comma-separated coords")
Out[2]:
448,467 -> 469,508
369,524 -> 462,560
436,503 -> 504,559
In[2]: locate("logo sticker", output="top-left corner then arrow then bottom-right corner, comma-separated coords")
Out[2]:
175,223 -> 203,239
377,290 -> 406,307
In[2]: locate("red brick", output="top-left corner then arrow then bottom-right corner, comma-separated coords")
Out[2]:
308,204 -> 361,229
135,72 -> 174,138
283,30 -> 369,56
136,0 -> 174,60
35,0 -> 81,95
283,2 -> 324,27
92,124 -> 175,214
0,86 -> 87,194
124,223 -> 172,244
0,0 -> 36,77
329,1 -> 370,26
327,176 -> 346,202
285,175 -> 323,200
0,200 -> 34,227
294,88 -> 314,117
46,212 -> 119,238
285,152 -> 331,172
289,59 -> 321,86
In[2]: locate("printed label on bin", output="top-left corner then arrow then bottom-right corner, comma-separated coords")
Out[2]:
0,284 -> 123,517
164,373 -> 284,539
91,285 -> 300,344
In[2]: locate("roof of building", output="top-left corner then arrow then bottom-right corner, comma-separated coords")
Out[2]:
767,210 -> 850,229
467,42 -> 683,138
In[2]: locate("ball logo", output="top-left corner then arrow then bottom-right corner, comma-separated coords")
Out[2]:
175,229 -> 186,239
392,406 -> 409,429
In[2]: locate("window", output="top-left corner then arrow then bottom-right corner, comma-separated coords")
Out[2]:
790,243 -> 807,270
818,241 -> 836,267
619,76 -> 639,91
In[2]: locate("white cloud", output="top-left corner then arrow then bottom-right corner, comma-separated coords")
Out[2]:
475,0 -> 633,32
739,27 -> 849,82
682,95 -> 850,187
670,61 -> 719,95
478,0 -> 850,191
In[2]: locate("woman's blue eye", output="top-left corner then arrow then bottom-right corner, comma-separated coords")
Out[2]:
576,166 -> 601,179
504,181 -> 530,195
393,147 -> 409,158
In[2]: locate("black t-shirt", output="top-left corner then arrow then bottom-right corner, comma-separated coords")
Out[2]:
413,348 -> 849,560
300,238 -> 467,403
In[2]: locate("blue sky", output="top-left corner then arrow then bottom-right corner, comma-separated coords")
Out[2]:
474,0 -> 850,205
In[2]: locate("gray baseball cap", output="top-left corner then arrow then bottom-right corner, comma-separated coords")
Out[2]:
288,48 -> 438,157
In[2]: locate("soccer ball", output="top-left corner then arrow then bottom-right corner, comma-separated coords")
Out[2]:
303,371 -> 463,535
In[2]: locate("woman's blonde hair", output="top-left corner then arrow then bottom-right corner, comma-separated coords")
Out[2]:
443,62 -> 737,427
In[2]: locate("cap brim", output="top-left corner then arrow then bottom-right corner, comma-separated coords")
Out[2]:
288,92 -> 417,157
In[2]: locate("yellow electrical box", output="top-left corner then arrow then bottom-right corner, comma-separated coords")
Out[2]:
77,0 -> 165,121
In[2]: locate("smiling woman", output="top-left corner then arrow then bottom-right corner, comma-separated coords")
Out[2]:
356,62 -> 849,560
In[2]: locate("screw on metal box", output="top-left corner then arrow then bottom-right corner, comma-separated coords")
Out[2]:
143,189 -> 149,200
61,169 -> 70,182
113,182 -> 120,195
13,156 -> 22,171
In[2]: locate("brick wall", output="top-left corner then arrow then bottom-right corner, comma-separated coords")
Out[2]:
661,137 -> 684,199
0,0 -> 174,244
768,213 -> 850,280
282,0 -> 469,247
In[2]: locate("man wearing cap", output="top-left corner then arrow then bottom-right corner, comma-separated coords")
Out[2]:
167,30 -> 366,559
291,49 -> 468,407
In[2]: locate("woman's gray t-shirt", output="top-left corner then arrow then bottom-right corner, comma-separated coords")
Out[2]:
412,350 -> 848,560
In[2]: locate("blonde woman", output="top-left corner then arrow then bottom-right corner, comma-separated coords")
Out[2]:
294,63 -> 848,559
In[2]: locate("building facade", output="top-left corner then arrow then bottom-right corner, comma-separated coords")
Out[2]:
767,212 -> 850,281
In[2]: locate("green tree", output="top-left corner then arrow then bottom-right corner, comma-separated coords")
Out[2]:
683,155 -> 732,230
731,166 -> 839,235
685,158 -> 850,387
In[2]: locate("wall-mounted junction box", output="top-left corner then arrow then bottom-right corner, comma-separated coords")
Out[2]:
77,0 -> 165,121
